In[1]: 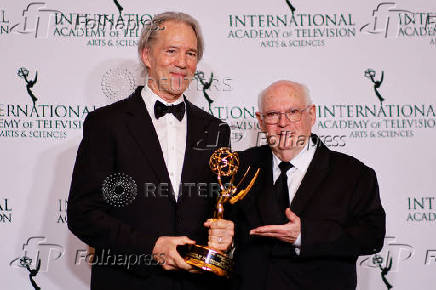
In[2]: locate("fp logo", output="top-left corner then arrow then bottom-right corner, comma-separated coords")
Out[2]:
360,2 -> 413,38
10,236 -> 64,272
14,2 -> 61,38
359,236 -> 414,273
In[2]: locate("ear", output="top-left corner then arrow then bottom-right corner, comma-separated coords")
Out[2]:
308,104 -> 316,126
141,47 -> 152,69
256,112 -> 266,132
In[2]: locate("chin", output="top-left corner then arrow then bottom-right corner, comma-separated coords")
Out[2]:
169,82 -> 189,93
168,88 -> 186,97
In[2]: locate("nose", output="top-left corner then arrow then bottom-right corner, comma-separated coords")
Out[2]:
278,113 -> 289,127
175,52 -> 187,69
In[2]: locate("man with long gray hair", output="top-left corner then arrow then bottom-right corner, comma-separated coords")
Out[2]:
68,12 -> 232,290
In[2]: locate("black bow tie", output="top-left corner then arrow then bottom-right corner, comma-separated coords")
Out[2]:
154,100 -> 186,121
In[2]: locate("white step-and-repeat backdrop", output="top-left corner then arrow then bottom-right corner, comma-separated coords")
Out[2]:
1,0 -> 435,289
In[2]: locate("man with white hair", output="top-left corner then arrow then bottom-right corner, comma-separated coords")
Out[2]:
233,80 -> 386,290
68,12 -> 232,290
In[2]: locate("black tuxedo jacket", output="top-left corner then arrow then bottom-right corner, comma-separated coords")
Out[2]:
233,136 -> 386,290
67,86 -> 230,290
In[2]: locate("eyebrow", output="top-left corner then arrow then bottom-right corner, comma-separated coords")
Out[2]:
187,48 -> 198,53
165,45 -> 198,52
267,107 -> 298,111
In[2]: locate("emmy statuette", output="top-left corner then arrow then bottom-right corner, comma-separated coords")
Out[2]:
182,147 -> 260,277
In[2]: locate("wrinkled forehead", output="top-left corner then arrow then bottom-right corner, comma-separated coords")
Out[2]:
262,84 -> 306,111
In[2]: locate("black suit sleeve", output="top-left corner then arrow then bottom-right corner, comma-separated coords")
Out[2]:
67,113 -> 156,255
301,167 -> 386,258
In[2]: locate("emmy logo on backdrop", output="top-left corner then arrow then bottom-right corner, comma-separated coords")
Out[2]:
182,147 -> 260,277
113,0 -> 123,15
19,256 -> 41,290
17,67 -> 38,108
373,254 -> 393,290
195,71 -> 215,113
285,0 -> 296,15
364,68 -> 385,105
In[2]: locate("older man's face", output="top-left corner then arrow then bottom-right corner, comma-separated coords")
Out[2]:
141,20 -> 198,101
256,84 -> 316,152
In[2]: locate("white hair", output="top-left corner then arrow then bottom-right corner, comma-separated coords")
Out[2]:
258,80 -> 312,112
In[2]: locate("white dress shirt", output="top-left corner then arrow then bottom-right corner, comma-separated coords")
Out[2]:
141,85 -> 187,201
272,138 -> 316,254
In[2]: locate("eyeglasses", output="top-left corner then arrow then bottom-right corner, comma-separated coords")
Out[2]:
261,106 -> 311,124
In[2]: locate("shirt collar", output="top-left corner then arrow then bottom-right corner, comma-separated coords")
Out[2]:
141,84 -> 184,120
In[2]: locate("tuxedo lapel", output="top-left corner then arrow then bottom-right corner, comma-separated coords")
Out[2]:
123,87 -> 171,186
184,99 -> 208,159
178,99 -> 209,204
290,137 -> 330,215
